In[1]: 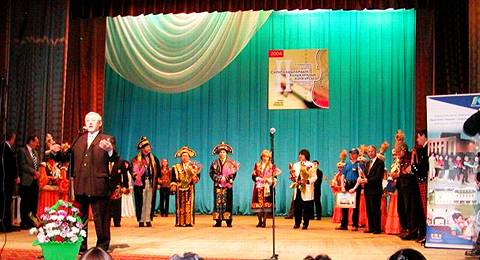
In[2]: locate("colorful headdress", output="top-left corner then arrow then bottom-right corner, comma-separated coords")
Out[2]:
379,141 -> 390,155
137,136 -> 150,150
212,141 -> 233,155
337,149 -> 347,167
394,129 -> 407,152
357,145 -> 368,163
175,146 -> 197,158
377,141 -> 389,161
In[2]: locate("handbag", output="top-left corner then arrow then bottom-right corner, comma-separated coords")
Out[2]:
335,192 -> 356,208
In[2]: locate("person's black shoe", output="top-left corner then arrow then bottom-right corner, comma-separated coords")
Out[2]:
416,236 -> 426,243
226,223 -> 232,228
213,222 -> 221,227
302,226 -> 308,230
256,221 -> 262,228
465,249 -> 480,257
261,222 -> 266,228
373,231 -> 381,234
20,224 -> 32,230
293,224 -> 300,229
139,222 -> 144,227
335,226 -> 348,230
401,232 -> 418,240
114,223 -> 121,227
146,222 -> 152,227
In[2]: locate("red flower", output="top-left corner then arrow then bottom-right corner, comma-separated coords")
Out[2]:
72,201 -> 81,209
55,236 -> 63,242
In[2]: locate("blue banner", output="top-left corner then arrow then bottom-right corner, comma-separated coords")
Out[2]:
426,94 -> 480,249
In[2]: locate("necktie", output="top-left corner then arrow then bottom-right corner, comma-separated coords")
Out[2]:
31,151 -> 38,171
87,134 -> 93,148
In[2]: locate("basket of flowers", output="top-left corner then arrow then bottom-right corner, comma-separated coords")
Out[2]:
30,200 -> 86,260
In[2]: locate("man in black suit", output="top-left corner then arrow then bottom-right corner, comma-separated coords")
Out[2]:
412,129 -> 428,243
362,145 -> 385,234
312,160 -> 323,220
0,131 -> 20,232
109,159 -> 129,227
17,135 -> 40,229
71,112 -> 117,253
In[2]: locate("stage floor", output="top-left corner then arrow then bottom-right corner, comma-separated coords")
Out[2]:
1,215 -> 467,260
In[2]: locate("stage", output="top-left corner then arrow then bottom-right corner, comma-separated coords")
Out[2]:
0,215 -> 466,260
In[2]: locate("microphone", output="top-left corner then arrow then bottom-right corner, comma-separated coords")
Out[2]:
270,128 -> 276,135
78,126 -> 87,134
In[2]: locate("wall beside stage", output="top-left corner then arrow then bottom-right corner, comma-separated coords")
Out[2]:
104,9 -> 415,216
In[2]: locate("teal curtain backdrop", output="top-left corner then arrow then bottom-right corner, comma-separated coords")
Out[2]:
104,9 -> 415,216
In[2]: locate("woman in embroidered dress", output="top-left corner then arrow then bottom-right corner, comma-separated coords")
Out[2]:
251,150 -> 280,228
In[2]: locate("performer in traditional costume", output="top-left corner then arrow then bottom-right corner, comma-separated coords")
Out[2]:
131,137 -> 159,227
37,159 -> 69,216
157,159 -> 172,217
37,134 -> 70,216
209,142 -> 239,227
251,149 -> 280,228
385,147 -> 401,235
289,149 -> 317,229
171,146 -> 202,227
330,150 -> 346,224
109,159 -> 129,227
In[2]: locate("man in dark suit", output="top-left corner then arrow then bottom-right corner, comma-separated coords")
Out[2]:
17,135 -> 40,229
411,129 -> 428,242
108,159 -> 129,227
71,112 -> 117,253
362,145 -> 385,234
0,131 -> 20,232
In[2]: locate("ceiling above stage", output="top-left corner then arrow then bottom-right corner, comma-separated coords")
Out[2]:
70,0 -> 434,18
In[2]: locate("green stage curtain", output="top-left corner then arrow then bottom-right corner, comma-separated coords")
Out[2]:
104,9 -> 415,216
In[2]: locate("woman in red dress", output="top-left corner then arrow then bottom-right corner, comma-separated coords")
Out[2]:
251,150 -> 280,228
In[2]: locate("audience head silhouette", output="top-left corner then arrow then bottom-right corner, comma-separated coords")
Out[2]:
79,247 -> 112,260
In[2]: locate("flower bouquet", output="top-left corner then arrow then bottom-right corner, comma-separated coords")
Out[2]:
30,200 -> 86,260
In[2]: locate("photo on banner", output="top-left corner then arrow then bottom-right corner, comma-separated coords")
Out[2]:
426,93 -> 480,249
268,49 -> 329,110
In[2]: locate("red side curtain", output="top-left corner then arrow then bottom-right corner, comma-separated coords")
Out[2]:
63,17 -> 105,142
414,9 -> 434,131
434,0 -> 469,95
470,0 -> 480,92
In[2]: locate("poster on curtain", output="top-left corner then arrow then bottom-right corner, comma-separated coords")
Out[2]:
426,93 -> 480,249
268,49 -> 329,110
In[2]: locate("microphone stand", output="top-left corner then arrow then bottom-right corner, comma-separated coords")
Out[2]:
269,131 -> 278,260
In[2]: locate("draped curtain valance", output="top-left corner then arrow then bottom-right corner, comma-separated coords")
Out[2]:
106,10 -> 271,93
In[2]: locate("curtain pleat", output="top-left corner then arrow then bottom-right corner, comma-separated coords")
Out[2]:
71,0 -> 433,18
7,0 -> 67,151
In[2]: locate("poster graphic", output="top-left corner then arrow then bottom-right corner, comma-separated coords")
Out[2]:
268,49 -> 329,110
426,94 -> 480,249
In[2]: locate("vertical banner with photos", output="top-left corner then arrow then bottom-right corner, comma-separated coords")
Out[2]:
268,49 -> 329,110
426,94 -> 480,249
